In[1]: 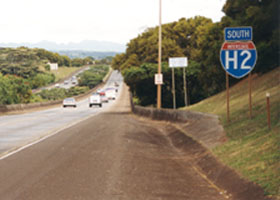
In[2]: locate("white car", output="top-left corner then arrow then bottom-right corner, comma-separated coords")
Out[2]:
98,90 -> 109,103
63,98 -> 77,108
89,93 -> 102,107
105,88 -> 117,100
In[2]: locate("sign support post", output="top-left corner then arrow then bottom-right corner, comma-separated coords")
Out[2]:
266,93 -> 271,130
249,72 -> 252,119
183,67 -> 188,106
172,68 -> 176,109
169,57 -> 188,109
226,72 -> 230,123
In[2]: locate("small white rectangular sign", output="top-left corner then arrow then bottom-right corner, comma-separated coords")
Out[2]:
154,73 -> 163,85
169,57 -> 188,68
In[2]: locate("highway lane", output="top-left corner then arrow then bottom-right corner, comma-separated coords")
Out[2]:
0,82 -> 229,200
32,66 -> 90,93
0,70 -> 123,158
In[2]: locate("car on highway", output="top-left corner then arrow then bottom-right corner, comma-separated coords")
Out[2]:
98,90 -> 109,103
101,95 -> 109,103
106,87 -> 118,93
64,80 -> 69,85
63,98 -> 77,108
89,93 -> 102,107
105,88 -> 117,100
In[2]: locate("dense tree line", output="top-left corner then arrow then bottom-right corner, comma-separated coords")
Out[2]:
78,65 -> 109,89
112,0 -> 279,108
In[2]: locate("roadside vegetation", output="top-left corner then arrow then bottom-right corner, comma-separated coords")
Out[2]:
36,65 -> 109,101
111,0 -> 279,198
112,0 -> 279,108
0,47 -> 95,105
185,67 -> 280,198
78,65 -> 109,89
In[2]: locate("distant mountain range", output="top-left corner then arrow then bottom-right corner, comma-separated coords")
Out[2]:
0,40 -> 126,53
56,50 -> 119,59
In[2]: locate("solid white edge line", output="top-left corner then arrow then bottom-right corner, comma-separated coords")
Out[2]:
0,75 -> 123,161
0,111 -> 101,160
0,86 -> 123,160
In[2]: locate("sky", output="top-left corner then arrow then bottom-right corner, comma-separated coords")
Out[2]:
0,0 -> 226,45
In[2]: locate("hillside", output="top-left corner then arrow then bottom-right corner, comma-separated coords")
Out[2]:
0,47 -> 81,105
0,47 -> 72,75
185,67 -> 280,198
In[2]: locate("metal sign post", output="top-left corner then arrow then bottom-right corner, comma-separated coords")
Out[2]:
249,72 -> 252,119
172,68 -> 176,109
266,93 -> 271,130
226,72 -> 230,123
183,67 -> 188,106
169,57 -> 188,109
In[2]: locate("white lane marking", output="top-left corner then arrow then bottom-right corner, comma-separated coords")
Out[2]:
0,84 -> 123,161
0,109 -> 101,160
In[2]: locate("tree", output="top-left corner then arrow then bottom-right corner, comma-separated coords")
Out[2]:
72,58 -> 84,67
0,74 -> 32,104
222,0 -> 280,72
112,53 -> 126,71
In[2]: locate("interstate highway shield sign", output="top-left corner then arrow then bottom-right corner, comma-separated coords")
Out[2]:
220,41 -> 257,79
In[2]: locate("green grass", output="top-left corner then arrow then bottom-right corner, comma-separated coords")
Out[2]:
49,67 -> 81,82
184,67 -> 280,198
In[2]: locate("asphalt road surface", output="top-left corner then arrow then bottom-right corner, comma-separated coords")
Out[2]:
0,73 -> 230,199
0,70 -> 122,158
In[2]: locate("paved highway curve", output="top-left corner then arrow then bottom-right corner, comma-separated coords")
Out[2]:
0,70 -> 122,158
0,72 -> 230,199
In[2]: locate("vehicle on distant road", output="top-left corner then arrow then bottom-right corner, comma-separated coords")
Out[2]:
98,90 -> 109,103
106,87 -> 118,93
64,80 -> 69,85
105,88 -> 117,100
97,89 -> 105,95
63,98 -> 77,108
101,95 -> 109,103
55,83 -> 60,88
89,93 -> 102,107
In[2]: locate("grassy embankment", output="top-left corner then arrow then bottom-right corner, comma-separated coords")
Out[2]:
49,67 -> 81,82
184,67 -> 280,198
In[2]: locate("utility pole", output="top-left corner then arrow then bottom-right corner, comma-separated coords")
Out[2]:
157,0 -> 162,109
